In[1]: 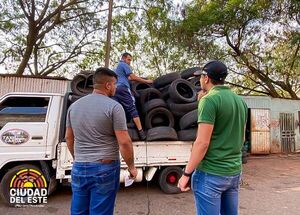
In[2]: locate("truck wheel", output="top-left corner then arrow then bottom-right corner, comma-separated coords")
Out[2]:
158,167 -> 182,194
0,164 -> 48,206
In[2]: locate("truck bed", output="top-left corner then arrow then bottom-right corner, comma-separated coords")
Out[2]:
57,141 -> 193,174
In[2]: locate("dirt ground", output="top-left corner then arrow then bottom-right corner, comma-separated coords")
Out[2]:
239,154 -> 300,215
0,154 -> 299,215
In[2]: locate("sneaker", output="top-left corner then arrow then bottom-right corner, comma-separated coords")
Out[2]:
138,129 -> 146,140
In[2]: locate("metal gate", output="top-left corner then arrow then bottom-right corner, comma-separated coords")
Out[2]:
250,109 -> 271,154
280,113 -> 295,153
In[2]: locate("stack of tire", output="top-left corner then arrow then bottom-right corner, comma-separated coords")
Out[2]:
129,67 -> 201,142
70,67 -> 201,142
70,71 -> 94,102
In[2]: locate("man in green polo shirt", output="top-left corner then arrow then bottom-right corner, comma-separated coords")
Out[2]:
178,60 -> 248,215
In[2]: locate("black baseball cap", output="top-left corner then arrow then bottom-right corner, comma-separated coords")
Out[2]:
194,60 -> 228,81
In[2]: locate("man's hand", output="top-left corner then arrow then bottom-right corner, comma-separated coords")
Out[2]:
177,175 -> 191,192
197,90 -> 207,101
146,79 -> 153,84
128,166 -> 138,179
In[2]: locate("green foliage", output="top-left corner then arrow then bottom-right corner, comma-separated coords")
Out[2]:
174,0 -> 300,99
0,0 -> 298,100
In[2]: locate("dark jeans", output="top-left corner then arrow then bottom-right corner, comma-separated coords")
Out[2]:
71,161 -> 120,215
192,170 -> 241,215
113,86 -> 139,120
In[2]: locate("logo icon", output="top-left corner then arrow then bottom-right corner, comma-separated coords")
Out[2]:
9,168 -> 48,204
1,129 -> 29,145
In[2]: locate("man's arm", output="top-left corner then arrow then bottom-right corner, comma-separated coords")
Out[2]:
115,130 -> 137,177
178,123 -> 214,191
65,127 -> 75,159
128,73 -> 153,84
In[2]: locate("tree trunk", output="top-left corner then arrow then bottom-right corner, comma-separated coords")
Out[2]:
16,23 -> 37,76
104,0 -> 113,68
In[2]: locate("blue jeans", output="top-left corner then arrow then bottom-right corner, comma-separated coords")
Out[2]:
192,170 -> 241,215
71,161 -> 120,215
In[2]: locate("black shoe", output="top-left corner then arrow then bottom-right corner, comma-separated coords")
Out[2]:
138,129 -> 146,140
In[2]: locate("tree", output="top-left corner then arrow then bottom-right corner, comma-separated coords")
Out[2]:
0,0 -> 108,76
175,0 -> 300,99
110,0 -> 205,78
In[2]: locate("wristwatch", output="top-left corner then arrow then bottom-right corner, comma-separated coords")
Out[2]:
182,168 -> 193,177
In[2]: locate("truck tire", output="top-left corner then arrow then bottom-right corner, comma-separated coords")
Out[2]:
130,81 -> 152,98
169,79 -> 197,103
143,99 -> 167,114
145,107 -> 174,129
139,88 -> 162,105
70,94 -> 84,103
146,127 -> 178,141
180,67 -> 201,79
159,84 -> 170,100
153,72 -> 180,89
0,164 -> 48,206
189,77 -> 201,91
71,73 -> 93,96
128,128 -> 140,141
179,109 -> 198,130
158,167 -> 182,194
177,128 -> 197,141
167,100 -> 198,117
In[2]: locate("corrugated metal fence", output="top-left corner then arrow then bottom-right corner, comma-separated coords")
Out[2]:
0,75 -> 70,97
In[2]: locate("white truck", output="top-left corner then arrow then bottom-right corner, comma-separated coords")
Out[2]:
0,92 -> 193,205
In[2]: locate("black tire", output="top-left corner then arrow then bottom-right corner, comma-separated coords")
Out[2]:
179,109 -> 198,130
153,72 -> 181,89
158,167 -> 182,194
146,127 -> 178,141
145,107 -> 174,129
167,100 -> 198,117
143,99 -> 167,114
128,128 -> 140,141
71,73 -> 93,96
177,128 -> 198,141
70,94 -> 84,103
78,70 -> 94,78
159,84 -> 170,100
139,88 -> 162,105
180,67 -> 201,79
0,164 -> 48,206
130,81 -> 152,98
169,79 -> 197,103
189,76 -> 202,91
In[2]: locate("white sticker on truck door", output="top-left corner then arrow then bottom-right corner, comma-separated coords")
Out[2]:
1,129 -> 30,145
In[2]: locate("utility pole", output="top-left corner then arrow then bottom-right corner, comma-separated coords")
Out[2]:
105,0 -> 113,67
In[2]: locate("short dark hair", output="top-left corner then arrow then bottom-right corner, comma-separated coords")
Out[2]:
122,52 -> 132,58
93,67 -> 117,85
210,78 -> 225,85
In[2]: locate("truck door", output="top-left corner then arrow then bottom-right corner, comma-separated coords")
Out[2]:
0,95 -> 50,162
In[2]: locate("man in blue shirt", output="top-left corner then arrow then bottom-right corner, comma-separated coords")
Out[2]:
114,52 -> 153,140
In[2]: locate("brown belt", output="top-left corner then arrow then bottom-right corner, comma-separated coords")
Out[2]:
98,159 -> 115,164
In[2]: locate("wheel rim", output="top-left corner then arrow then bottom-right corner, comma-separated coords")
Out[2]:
167,172 -> 179,185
